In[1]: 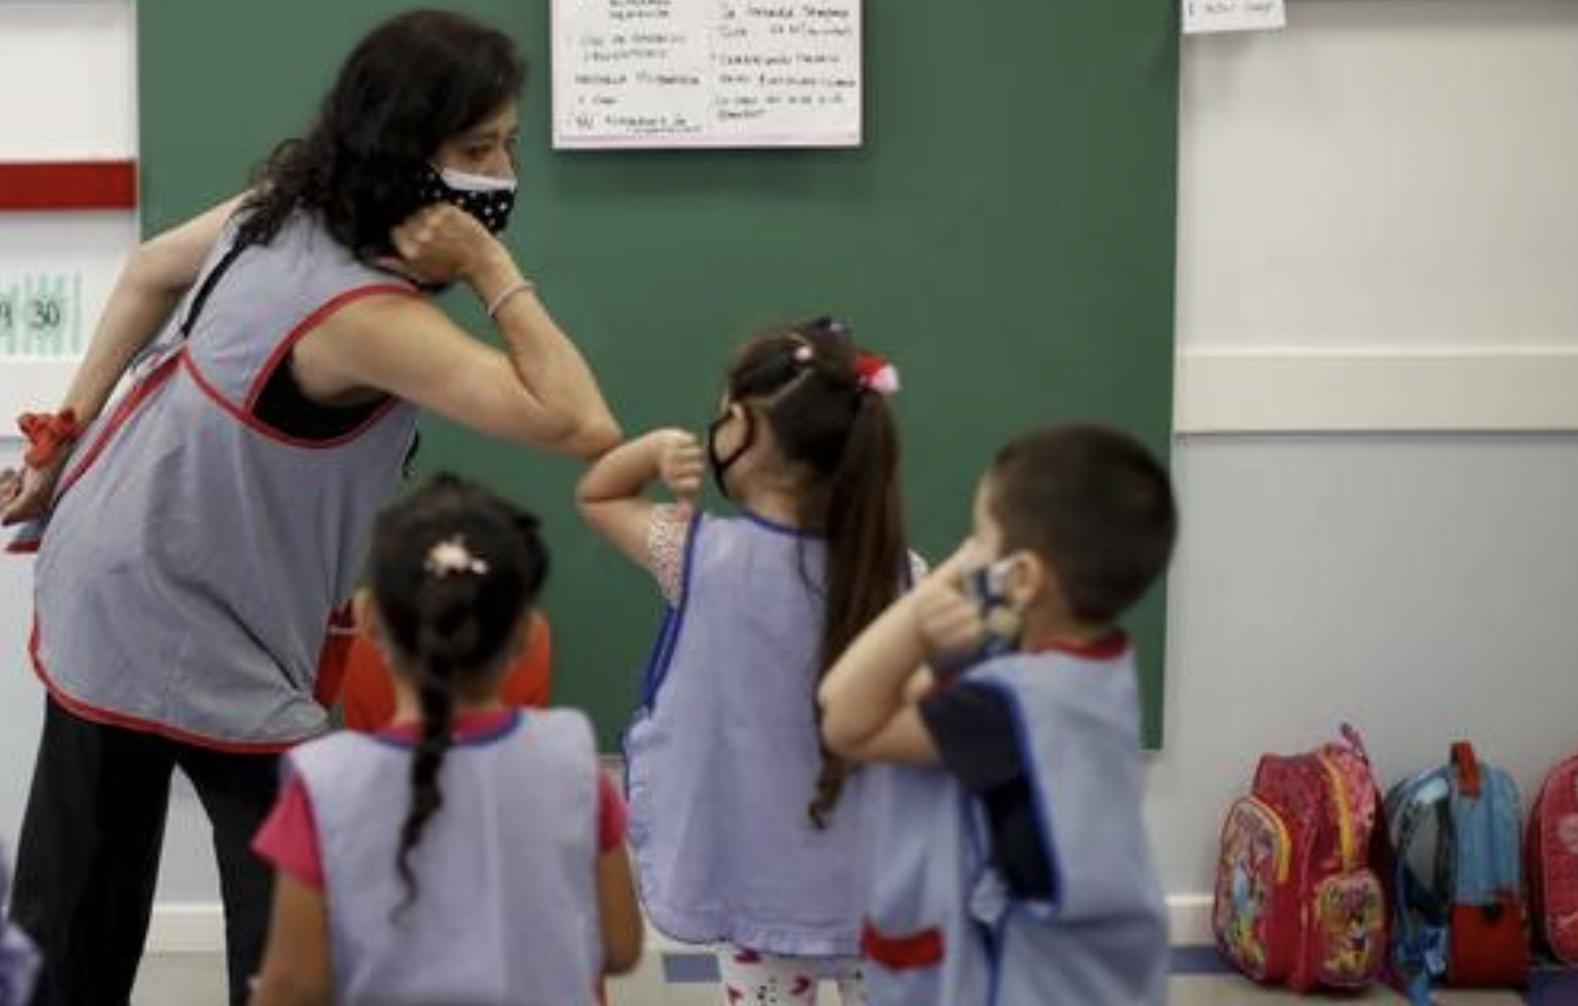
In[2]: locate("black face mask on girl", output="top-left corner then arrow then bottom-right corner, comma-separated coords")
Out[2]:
414,165 -> 517,234
706,408 -> 755,501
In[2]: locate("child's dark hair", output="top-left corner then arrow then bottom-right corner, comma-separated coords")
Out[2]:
989,425 -> 1176,624
367,473 -> 548,912
725,318 -> 906,829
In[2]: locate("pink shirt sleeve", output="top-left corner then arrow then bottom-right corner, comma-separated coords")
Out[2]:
598,770 -> 628,853
252,773 -> 325,891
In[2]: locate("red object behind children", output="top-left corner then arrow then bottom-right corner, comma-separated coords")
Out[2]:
336,610 -> 553,730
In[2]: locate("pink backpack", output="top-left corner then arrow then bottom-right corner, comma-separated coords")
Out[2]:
1528,751 -> 1578,965
1213,725 -> 1389,992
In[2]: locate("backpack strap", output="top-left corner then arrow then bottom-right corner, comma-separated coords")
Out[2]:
1389,770 -> 1452,1005
1341,722 -> 1372,765
1450,758 -> 1523,903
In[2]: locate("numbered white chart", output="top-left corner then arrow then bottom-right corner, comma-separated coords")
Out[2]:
553,0 -> 862,149
0,273 -> 83,358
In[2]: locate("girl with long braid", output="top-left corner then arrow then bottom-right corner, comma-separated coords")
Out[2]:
250,475 -> 641,1006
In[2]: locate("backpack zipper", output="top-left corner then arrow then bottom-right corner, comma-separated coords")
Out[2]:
1318,753 -> 1359,870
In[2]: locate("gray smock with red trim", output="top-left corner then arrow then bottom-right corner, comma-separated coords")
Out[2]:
289,709 -> 603,1005
862,648 -> 1168,1005
28,211 -> 418,749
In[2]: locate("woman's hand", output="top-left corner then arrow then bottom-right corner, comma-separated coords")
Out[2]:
1,458 -> 66,527
384,204 -> 507,287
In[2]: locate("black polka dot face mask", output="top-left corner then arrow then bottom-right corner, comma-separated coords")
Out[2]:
416,165 -> 518,234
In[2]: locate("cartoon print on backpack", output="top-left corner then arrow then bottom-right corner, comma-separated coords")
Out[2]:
1316,874 -> 1385,981
1215,801 -> 1283,977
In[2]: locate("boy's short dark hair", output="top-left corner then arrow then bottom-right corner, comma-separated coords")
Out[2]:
989,424 -> 1177,624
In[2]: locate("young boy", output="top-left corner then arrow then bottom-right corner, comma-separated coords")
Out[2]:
819,424 -> 1177,1005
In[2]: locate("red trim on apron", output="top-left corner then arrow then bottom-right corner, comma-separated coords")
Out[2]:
243,283 -> 418,413
53,352 -> 183,502
28,616 -> 308,755
23,285 -> 415,752
9,355 -> 177,556
180,280 -> 418,450
183,351 -> 402,449
860,919 -> 945,970
1030,630 -> 1130,660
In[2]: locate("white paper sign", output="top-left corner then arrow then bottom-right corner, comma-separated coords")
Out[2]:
552,0 -> 862,149
1183,0 -> 1286,34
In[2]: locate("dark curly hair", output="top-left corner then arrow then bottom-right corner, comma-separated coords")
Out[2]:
237,10 -> 524,258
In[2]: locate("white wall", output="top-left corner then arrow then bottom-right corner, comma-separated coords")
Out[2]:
1156,0 -> 1578,930
1173,0 -> 1578,433
0,1 -> 139,420
1152,434 -> 1578,917
2,0 -> 1577,946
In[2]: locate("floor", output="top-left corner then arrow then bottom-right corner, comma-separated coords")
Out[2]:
129,947 -> 1578,1005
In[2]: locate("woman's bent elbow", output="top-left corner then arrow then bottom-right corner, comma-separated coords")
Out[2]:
506,406 -> 620,457
555,415 -> 622,458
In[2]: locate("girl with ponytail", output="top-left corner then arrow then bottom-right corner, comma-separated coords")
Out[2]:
578,317 -> 911,1004
250,474 -> 640,1006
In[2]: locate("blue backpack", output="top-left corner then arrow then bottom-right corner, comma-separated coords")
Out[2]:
1385,742 -> 1530,1004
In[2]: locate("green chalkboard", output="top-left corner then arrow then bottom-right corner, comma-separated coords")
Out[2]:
140,2 -> 1178,748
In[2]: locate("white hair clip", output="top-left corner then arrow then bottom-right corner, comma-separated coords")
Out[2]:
424,535 -> 489,578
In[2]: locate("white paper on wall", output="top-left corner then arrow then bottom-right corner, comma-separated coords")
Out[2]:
553,0 -> 862,149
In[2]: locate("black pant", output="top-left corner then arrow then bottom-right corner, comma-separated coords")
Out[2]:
11,698 -> 280,1006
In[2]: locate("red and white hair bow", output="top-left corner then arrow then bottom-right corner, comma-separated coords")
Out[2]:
855,350 -> 901,396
